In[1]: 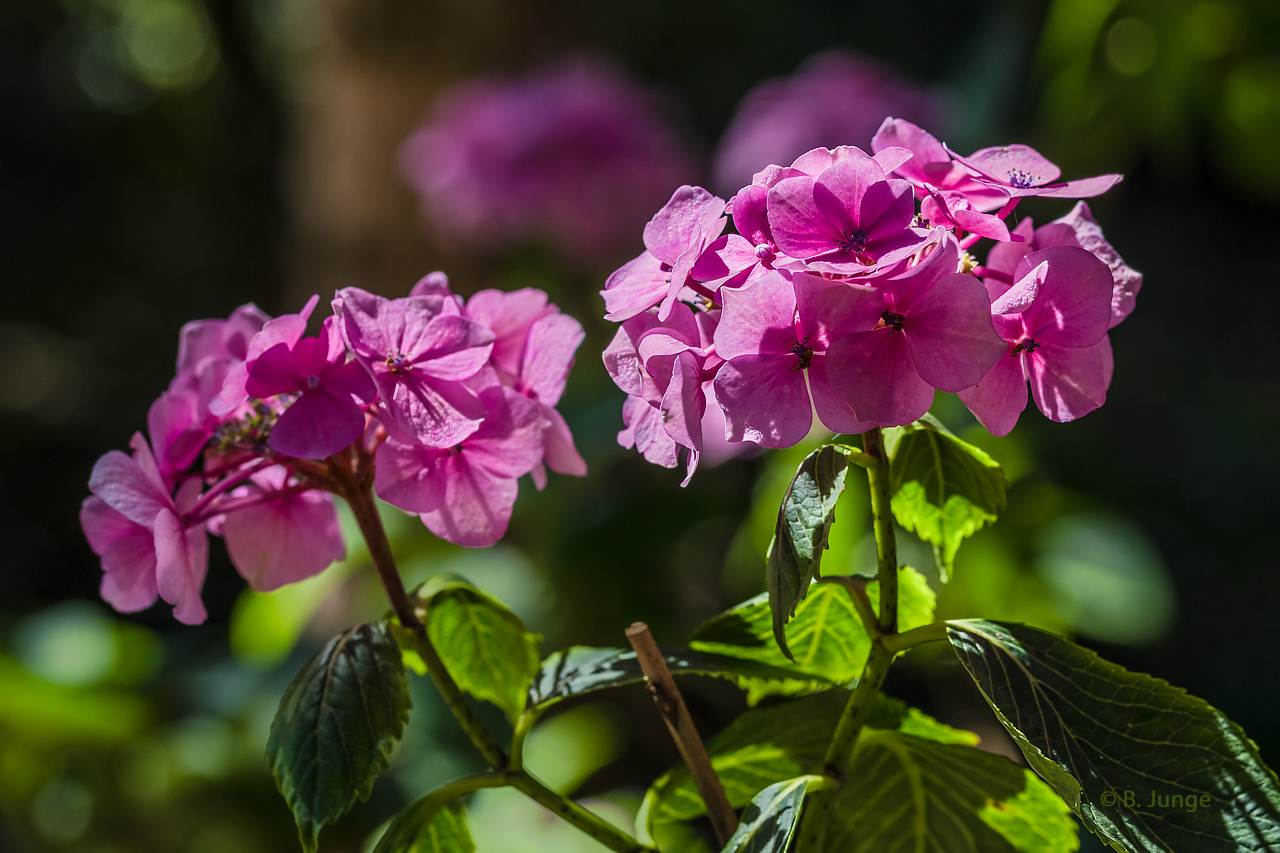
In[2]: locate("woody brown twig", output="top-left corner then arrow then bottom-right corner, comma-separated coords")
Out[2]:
626,622 -> 738,847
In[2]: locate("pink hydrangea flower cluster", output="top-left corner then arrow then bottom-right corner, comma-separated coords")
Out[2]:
81,275 -> 586,623
603,118 -> 1141,482
401,57 -> 697,265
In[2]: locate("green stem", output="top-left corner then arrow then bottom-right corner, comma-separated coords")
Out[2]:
862,428 -> 898,635
344,475 -> 653,853
817,576 -> 880,640
881,621 -> 949,654
798,428 -> 901,852
508,771 -> 652,852
341,475 -> 509,770
828,437 -> 876,469
509,711 -> 538,771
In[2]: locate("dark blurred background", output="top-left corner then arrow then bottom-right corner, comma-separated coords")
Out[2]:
3,0 -> 1279,850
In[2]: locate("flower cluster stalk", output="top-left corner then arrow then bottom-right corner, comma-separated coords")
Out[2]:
345,476 -> 652,853
799,427 -> 903,852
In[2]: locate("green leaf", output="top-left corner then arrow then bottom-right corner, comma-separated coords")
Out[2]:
528,646 -> 817,713
415,577 -> 540,722
887,414 -> 1008,579
690,567 -> 935,702
767,444 -> 853,659
820,732 -> 1079,852
266,622 -> 411,853
374,799 -> 474,853
948,619 -> 1280,853
642,690 -> 976,827
722,776 -> 818,853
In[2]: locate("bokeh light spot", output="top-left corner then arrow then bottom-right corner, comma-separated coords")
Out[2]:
120,0 -> 218,90
1106,17 -> 1158,76
30,778 -> 93,844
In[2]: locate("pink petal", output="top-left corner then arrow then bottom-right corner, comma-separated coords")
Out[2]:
410,271 -> 454,298
153,509 -> 208,625
871,146 -> 913,174
602,251 -> 669,322
1019,174 -> 1121,199
1051,202 -> 1142,328
690,234 -> 761,291
100,530 -> 160,613
465,288 -> 552,378
222,490 -> 345,592
420,457 -> 518,548
81,495 -> 140,555
461,388 -> 549,480
809,158 -> 876,231
903,273 -> 1007,392
410,315 -> 495,380
730,184 -> 772,245
713,355 -> 812,448
147,390 -> 207,478
958,349 -> 1028,437
81,497 -> 160,613
521,314 -> 584,406
292,335 -> 334,379
808,355 -> 874,434
245,342 -> 304,398
955,144 -> 1062,187
660,351 -> 705,451
1017,246 -> 1113,347
269,389 -> 367,459
324,360 -> 378,403
714,271 -> 798,361
825,330 -> 934,426
952,208 -> 1010,241
767,176 -> 844,259
541,405 -> 587,477
374,440 -> 447,513
89,447 -> 171,528
623,394 -> 678,467
986,217 -> 1037,278
877,229 -> 961,314
991,261 -> 1048,317
603,323 -> 651,399
1028,336 -> 1112,423
872,118 -> 949,184
385,375 -> 486,448
643,185 -> 725,265
794,273 -> 882,348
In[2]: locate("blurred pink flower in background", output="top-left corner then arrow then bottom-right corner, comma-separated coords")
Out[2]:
401,57 -> 699,266
712,52 -> 950,193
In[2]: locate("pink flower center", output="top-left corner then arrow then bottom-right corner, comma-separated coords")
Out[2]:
838,229 -> 869,254
881,311 -> 905,333
1011,337 -> 1040,355
385,350 -> 412,374
306,374 -> 322,389
1007,169 -> 1038,189
790,336 -> 813,371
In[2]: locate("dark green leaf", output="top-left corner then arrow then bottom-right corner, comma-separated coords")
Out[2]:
690,567 -> 935,703
722,776 -> 817,853
820,732 -> 1078,852
528,646 -> 817,712
887,415 -> 1008,579
267,622 -> 411,853
642,690 -> 976,827
948,619 -> 1280,852
416,577 -> 540,722
374,799 -> 473,853
767,444 -> 853,659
